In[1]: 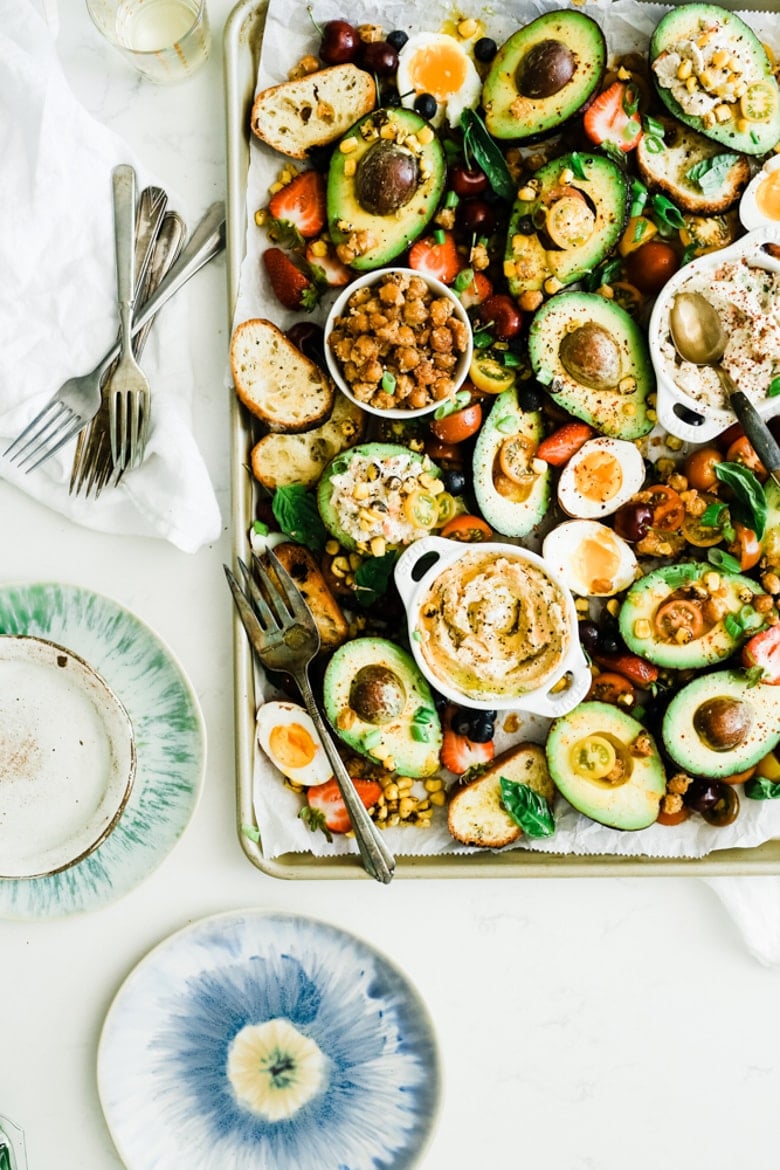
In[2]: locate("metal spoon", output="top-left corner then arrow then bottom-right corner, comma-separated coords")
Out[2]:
669,291 -> 780,486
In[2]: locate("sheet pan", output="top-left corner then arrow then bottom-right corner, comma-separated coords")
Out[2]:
224,0 -> 780,878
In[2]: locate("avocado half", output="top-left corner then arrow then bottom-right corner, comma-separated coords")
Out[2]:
546,701 -> 666,830
471,390 -> 551,538
619,562 -> 766,669
317,442 -> 440,551
327,108 -> 446,271
649,4 -> 780,156
482,9 -> 606,141
662,669 -> 780,778
504,152 -> 628,299
323,636 -> 442,777
528,292 -> 655,441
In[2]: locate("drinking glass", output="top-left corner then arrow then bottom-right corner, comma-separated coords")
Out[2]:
86,0 -> 211,83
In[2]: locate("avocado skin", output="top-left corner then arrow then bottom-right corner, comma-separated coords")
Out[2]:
471,391 -> 550,537
323,636 -> 442,777
546,702 -> 666,830
619,562 -> 765,669
504,152 -> 628,299
649,4 -> 780,156
662,669 -> 780,778
327,108 -> 446,271
317,442 -> 438,551
482,10 -> 606,141
527,292 -> 655,440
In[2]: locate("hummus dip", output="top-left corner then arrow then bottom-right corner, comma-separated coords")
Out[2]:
659,257 -> 780,411
415,549 -> 571,700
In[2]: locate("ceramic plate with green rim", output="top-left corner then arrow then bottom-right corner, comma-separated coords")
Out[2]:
0,583 -> 205,919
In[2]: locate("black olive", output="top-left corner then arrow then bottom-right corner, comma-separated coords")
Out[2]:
578,620 -> 600,654
452,711 -> 474,737
414,92 -> 438,121
599,634 -> 622,656
514,215 -> 536,235
468,712 -> 496,743
684,778 -> 725,814
386,29 -> 409,51
517,385 -> 544,411
474,36 -> 498,62
442,468 -> 467,495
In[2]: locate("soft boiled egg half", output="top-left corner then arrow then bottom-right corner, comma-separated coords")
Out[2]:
557,437 -> 646,520
256,701 -> 332,786
739,155 -> 780,231
397,32 -> 482,129
542,520 -> 638,598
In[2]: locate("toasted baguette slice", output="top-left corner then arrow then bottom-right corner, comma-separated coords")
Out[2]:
448,743 -> 554,848
251,392 -> 364,490
251,64 -> 376,159
231,318 -> 335,433
636,119 -> 750,214
273,543 -> 349,651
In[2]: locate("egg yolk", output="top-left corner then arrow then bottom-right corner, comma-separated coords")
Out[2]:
573,451 -> 623,504
269,722 -> 317,769
408,43 -> 469,101
574,534 -> 621,594
756,170 -> 780,223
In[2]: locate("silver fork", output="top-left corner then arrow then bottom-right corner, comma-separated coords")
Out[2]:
4,199 -> 226,474
225,550 -> 396,885
106,164 -> 151,477
70,210 -> 187,497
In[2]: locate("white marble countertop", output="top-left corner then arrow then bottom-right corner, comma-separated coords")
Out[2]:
2,2 -> 780,1168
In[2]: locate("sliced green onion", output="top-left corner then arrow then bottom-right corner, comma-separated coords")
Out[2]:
496,416 -> 519,434
724,612 -> 743,638
453,266 -> 474,292
433,388 -> 471,419
445,189 -> 460,209
381,371 -> 397,393
569,153 -> 588,180
707,547 -> 742,573
433,228 -> 446,246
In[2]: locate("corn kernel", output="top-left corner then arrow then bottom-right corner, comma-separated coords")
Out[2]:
617,65 -> 632,81
623,402 -> 636,416
712,48 -> 729,68
575,597 -> 590,616
343,157 -> 357,178
560,167 -> 574,185
685,75 -> 698,94
737,118 -> 750,133
697,31 -> 713,47
397,776 -> 414,793
428,791 -> 446,807
634,618 -> 652,639
332,555 -> 350,576
339,136 -> 359,154
666,435 -> 684,451
597,284 -> 615,299
714,104 -> 732,123
337,709 -> 356,730
606,599 -> 620,618
544,276 -> 563,295
254,208 -> 267,226
517,185 -> 537,201
677,59 -> 693,80
503,260 -> 517,278
269,180 -> 284,194
618,375 -> 637,395
424,778 -> 444,793
399,797 -> 415,819
729,55 -> 742,70
379,122 -> 396,139
308,239 -> 328,257
417,125 -> 434,145
325,539 -> 340,556
458,17 -> 478,37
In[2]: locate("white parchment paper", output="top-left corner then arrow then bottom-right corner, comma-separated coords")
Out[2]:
234,0 -> 780,861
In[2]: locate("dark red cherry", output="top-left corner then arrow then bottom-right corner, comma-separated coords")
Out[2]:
319,20 -> 360,64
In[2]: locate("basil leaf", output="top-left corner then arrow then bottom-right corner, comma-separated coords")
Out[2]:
745,776 -> 780,800
714,461 -> 768,540
271,484 -> 328,551
768,376 -> 780,398
686,153 -> 742,197
353,551 -> 398,608
700,502 -> 726,527
499,777 -> 556,839
459,109 -> 516,202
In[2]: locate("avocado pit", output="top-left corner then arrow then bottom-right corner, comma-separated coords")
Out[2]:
355,142 -> 419,216
558,322 -> 622,391
349,664 -> 407,724
517,39 -> 576,99
693,696 -> 754,752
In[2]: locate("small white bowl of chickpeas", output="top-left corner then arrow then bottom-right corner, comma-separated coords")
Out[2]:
323,267 -> 473,419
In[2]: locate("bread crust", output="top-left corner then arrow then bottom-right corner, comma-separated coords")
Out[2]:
250,392 -> 365,490
448,742 -> 555,848
272,542 -> 349,651
231,318 -> 335,433
636,118 -> 750,214
251,64 -> 376,159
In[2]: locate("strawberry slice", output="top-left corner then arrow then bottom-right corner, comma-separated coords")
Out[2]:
440,707 -> 494,775
302,778 -> 383,838
262,247 -> 320,312
304,241 -> 352,288
457,270 -> 493,308
536,422 -> 595,466
268,170 -> 327,241
583,81 -> 643,153
407,230 -> 462,284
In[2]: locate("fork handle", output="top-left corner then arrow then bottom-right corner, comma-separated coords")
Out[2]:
295,670 -> 396,884
113,165 -> 137,329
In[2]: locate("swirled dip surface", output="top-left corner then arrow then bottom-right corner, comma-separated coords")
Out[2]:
416,550 -> 570,699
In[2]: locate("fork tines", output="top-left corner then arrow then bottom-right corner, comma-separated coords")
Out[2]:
4,402 -> 86,471
241,551 -> 316,632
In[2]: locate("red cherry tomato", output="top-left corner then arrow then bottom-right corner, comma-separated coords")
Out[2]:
440,514 -> 492,542
728,522 -> 762,571
425,437 -> 464,464
742,623 -> 780,684
657,803 -> 692,826
684,447 -> 723,492
624,240 -> 680,293
586,671 -> 637,707
429,403 -> 483,445
725,435 -> 768,481
478,294 -> 523,340
645,484 -> 685,531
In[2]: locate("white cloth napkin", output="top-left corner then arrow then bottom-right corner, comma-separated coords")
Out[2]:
0,1 -> 221,553
704,878 -> 780,968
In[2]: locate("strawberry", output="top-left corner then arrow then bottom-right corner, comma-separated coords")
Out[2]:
407,230 -> 462,284
268,170 -> 327,241
536,422 -> 595,466
583,81 -> 643,153
457,270 -> 493,308
302,778 -> 383,838
305,241 -> 352,288
262,247 -> 320,312
440,707 -> 494,775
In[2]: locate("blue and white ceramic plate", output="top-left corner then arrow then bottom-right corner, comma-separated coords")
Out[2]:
0,583 -> 205,918
97,911 -> 441,1170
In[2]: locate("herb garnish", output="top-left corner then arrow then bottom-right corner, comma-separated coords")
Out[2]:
686,153 -> 741,198
460,108 -> 516,202
353,551 -> 398,608
500,778 -> 556,838
745,776 -> 780,800
271,484 -> 328,551
714,461 -> 768,540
